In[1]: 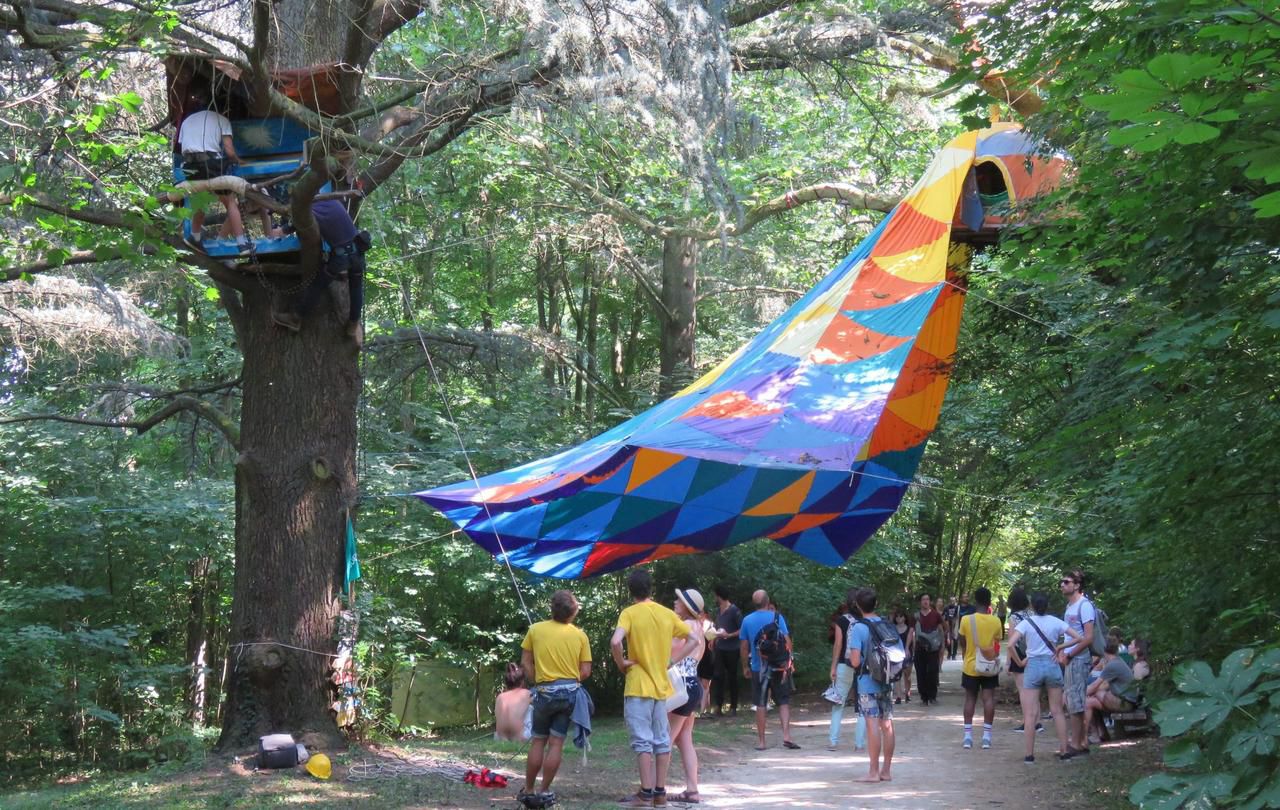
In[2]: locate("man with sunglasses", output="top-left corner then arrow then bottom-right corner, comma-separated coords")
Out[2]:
1058,570 -> 1097,756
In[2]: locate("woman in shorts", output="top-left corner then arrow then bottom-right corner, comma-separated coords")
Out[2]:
1006,592 -> 1084,763
668,588 -> 707,804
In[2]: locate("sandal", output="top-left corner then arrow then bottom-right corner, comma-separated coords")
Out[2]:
670,791 -> 701,803
782,740 -> 801,749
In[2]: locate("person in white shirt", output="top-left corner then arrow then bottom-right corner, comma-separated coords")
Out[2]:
177,86 -> 247,251
1006,592 -> 1084,763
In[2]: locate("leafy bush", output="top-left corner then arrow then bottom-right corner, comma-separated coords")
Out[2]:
1131,647 -> 1280,809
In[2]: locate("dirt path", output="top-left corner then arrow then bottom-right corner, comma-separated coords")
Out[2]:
687,659 -> 1105,810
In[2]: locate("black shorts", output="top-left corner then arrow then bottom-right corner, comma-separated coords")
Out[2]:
962,673 -> 1000,691
696,652 -> 715,681
752,670 -> 792,707
671,677 -> 703,717
182,153 -> 231,181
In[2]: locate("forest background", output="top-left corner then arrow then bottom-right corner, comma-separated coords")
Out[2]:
1,0 -> 1278,803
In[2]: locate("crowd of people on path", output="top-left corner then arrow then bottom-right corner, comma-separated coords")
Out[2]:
498,567 -> 1151,807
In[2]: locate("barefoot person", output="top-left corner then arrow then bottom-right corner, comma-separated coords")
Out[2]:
612,569 -> 699,808
519,590 -> 592,806
1007,592 -> 1083,763
668,588 -> 707,805
848,587 -> 896,782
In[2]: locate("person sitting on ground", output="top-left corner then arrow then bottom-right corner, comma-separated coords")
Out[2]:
667,588 -> 708,805
1085,638 -> 1140,744
177,86 -> 249,253
273,198 -> 368,346
495,662 -> 533,742
1007,591 -> 1084,763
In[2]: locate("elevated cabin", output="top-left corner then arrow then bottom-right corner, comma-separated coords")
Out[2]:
165,58 -> 351,260
949,126 -> 1067,246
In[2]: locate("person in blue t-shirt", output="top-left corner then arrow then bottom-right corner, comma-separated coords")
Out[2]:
739,589 -> 798,751
847,586 -> 895,783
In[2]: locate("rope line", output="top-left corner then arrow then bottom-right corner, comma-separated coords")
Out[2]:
846,466 -> 1102,518
395,274 -> 534,626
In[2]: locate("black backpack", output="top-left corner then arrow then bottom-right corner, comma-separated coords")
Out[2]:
756,611 -> 791,670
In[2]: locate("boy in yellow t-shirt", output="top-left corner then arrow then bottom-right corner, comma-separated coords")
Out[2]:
519,590 -> 591,804
957,586 -> 1002,750
611,569 -> 699,808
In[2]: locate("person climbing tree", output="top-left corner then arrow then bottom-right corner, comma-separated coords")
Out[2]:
273,198 -> 369,346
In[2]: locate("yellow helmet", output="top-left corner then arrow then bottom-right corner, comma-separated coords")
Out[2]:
305,753 -> 331,780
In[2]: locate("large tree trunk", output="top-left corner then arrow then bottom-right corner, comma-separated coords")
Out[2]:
659,235 -> 698,396
216,286 -> 356,751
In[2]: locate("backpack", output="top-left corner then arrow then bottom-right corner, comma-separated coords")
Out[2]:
858,617 -> 907,685
1086,598 -> 1108,656
915,612 -> 943,653
755,611 -> 791,670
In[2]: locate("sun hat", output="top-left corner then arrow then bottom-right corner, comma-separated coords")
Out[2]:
675,588 -> 705,616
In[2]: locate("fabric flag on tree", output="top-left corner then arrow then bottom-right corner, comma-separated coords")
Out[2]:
344,515 -> 361,595
416,124 -> 1065,578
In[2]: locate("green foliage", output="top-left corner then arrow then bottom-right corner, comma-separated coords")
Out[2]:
1130,646 -> 1280,808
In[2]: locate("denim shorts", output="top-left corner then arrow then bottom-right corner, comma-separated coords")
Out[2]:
530,690 -> 573,739
1023,656 -> 1064,690
671,676 -> 703,717
858,689 -> 894,719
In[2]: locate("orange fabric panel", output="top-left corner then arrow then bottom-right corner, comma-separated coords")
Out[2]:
842,259 -> 940,311
767,512 -> 841,538
865,406 -> 931,456
684,390 -> 782,420
811,314 -> 912,365
867,203 -> 951,258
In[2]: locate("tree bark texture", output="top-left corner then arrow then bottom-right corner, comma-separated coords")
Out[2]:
217,284 -> 357,751
659,235 -> 698,396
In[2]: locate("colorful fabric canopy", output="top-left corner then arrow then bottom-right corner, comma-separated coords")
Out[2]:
417,124 -> 1064,578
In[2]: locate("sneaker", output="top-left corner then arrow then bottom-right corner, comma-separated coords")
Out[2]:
982,737 -> 991,750
272,311 -> 302,332
1024,755 -> 1035,764
1014,724 -> 1026,733
1036,723 -> 1045,733
826,743 -> 838,751
963,737 -> 973,749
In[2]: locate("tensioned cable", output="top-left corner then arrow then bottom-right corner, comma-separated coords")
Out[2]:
846,466 -> 1102,518
394,273 -> 534,625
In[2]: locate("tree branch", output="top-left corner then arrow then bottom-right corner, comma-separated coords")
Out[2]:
1,395 -> 240,450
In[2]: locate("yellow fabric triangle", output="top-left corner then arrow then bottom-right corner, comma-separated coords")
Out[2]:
626,448 -> 685,493
871,235 -> 951,284
745,470 -> 815,516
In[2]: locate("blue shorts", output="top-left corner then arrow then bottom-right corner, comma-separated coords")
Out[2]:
1023,656 -> 1064,690
530,690 -> 573,739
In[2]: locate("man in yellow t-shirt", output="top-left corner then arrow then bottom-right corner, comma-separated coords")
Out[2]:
611,569 -> 699,808
519,590 -> 591,804
957,586 -> 1002,750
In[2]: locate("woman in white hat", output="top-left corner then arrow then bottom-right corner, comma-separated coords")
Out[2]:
668,588 -> 707,804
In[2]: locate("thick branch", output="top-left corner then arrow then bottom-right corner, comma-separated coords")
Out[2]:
1,395 -> 240,450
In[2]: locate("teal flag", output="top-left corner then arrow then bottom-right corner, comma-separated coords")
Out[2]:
344,516 -> 361,595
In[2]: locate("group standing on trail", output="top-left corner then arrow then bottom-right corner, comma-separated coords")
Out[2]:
490,565 -> 1144,807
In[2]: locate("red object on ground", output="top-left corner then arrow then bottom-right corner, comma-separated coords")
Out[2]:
463,768 -> 509,788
